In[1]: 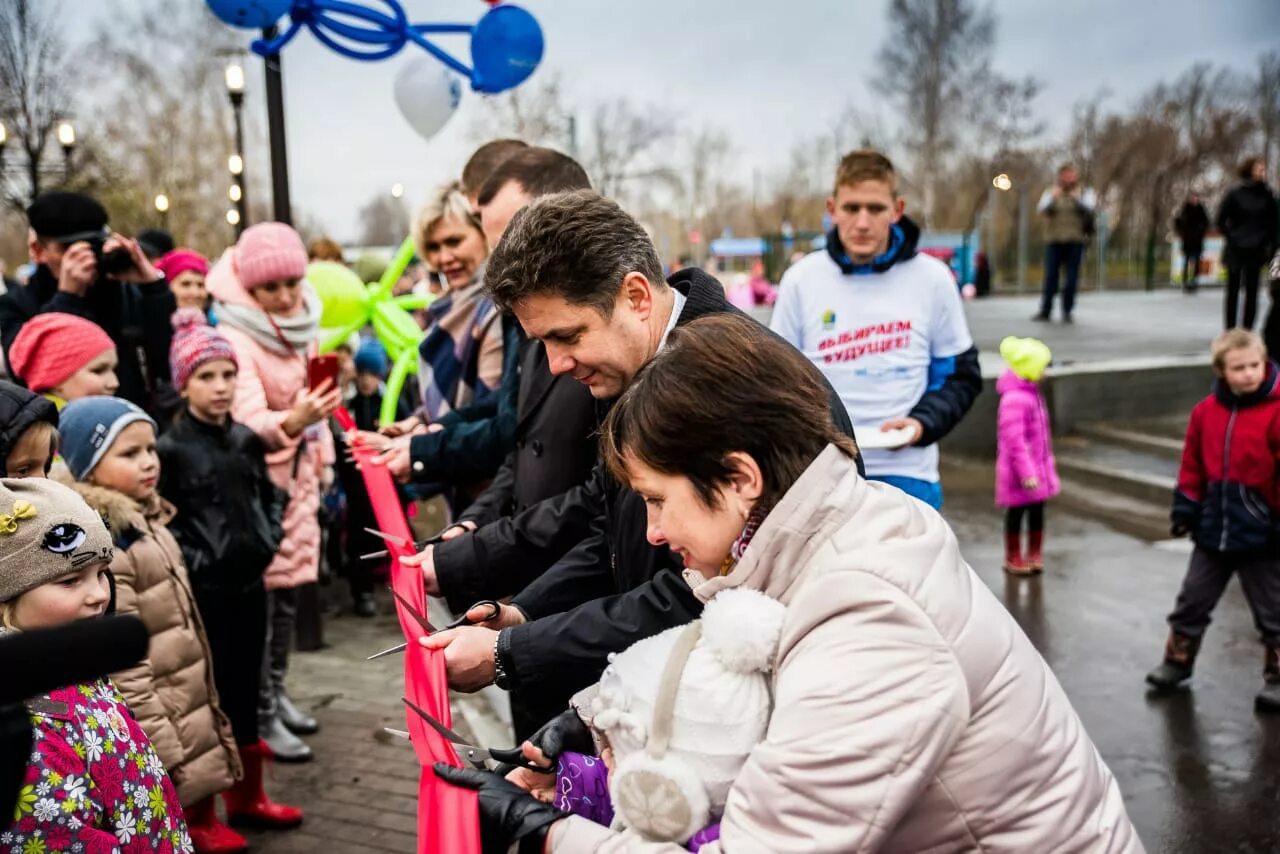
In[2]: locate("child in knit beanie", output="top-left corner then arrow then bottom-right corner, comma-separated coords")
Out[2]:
156,248 -> 211,313
0,477 -> 193,852
9,313 -> 119,408
0,380 -> 59,477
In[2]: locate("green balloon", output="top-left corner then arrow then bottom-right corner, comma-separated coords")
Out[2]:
371,301 -> 424,361
307,261 -> 369,330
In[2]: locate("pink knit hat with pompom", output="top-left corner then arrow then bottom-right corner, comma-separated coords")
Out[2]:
169,308 -> 238,390
235,222 -> 308,289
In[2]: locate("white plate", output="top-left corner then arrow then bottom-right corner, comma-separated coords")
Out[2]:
854,426 -> 916,450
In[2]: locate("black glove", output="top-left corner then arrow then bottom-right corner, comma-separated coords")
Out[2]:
434,763 -> 565,854
526,708 -> 594,761
1170,521 -> 1191,538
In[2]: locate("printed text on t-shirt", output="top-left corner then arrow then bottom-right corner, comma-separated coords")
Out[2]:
817,320 -> 913,363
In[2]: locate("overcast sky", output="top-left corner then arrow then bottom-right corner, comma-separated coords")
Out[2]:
74,1 -> 1280,241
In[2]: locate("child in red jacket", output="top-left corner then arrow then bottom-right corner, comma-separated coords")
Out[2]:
1146,329 -> 1280,709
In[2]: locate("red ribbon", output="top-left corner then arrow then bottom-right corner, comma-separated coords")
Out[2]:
335,408 -> 481,854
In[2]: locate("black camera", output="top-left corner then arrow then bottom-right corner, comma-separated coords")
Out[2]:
56,229 -> 135,277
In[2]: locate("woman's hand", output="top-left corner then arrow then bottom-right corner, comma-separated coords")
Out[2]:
506,743 -> 557,803
379,415 -> 424,438
282,379 -> 342,438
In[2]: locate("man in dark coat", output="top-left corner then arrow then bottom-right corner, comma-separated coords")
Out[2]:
1218,157 -> 1278,330
1174,192 -> 1211,293
0,192 -> 176,414
408,190 -> 857,715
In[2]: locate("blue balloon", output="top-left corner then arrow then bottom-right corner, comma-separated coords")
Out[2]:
206,0 -> 291,29
470,4 -> 544,94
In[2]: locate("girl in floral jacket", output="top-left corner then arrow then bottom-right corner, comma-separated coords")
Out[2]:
0,477 -> 192,853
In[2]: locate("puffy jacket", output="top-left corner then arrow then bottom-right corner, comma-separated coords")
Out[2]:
205,256 -> 334,591
995,369 -> 1061,507
157,410 -> 284,594
2,664 -> 192,853
1217,180 -> 1279,255
66,481 -> 240,807
553,446 -> 1143,853
1172,362 -> 1280,553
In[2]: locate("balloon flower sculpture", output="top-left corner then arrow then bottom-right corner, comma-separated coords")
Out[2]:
207,0 -> 545,138
309,237 -> 431,426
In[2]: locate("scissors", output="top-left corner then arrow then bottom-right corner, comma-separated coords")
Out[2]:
360,527 -> 446,562
366,596 -> 504,660
400,696 -> 554,773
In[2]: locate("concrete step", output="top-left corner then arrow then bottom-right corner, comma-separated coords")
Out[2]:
1054,435 -> 1178,507
1074,421 -> 1185,460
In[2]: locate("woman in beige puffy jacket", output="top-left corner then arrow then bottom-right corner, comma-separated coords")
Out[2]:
439,313 -> 1145,854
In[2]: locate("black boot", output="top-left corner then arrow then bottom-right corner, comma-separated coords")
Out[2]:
261,716 -> 313,763
353,592 -> 377,618
1146,631 -> 1201,690
276,689 -> 319,735
1256,646 -> 1280,713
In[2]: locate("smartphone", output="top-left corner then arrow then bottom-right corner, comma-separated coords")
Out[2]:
308,354 -> 340,392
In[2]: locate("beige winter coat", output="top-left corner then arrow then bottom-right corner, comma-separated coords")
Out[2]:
69,481 -> 240,807
553,445 -> 1144,853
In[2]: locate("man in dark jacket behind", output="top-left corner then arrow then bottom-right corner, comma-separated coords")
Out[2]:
1174,192 -> 1211,293
0,192 -> 176,414
1218,157 -> 1279,330
409,190 -> 856,712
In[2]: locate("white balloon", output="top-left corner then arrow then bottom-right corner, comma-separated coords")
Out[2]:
393,57 -> 464,141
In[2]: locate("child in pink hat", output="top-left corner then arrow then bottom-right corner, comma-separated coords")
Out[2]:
156,248 -> 211,313
9,312 -> 119,408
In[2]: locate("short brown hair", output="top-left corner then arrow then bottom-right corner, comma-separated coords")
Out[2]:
476,147 -> 591,206
1238,156 -> 1264,181
1211,328 -> 1267,371
601,313 -> 858,510
835,149 -> 897,196
308,236 -> 344,263
462,139 -> 529,196
485,190 -> 665,317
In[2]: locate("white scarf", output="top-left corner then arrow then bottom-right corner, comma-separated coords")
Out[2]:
215,286 -> 323,356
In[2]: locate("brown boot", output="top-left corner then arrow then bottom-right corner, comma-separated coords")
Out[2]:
1003,532 -> 1032,575
1256,647 -> 1280,712
1145,631 -> 1200,690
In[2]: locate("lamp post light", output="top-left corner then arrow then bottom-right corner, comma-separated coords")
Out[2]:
229,184 -> 242,203
0,122 -> 7,174
391,182 -> 404,199
57,122 -> 76,180
225,61 -> 248,236
154,193 -> 170,229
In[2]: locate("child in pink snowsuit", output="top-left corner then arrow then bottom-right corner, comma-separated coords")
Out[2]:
996,336 -> 1060,575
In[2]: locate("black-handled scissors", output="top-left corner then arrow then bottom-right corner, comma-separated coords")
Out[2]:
401,696 -> 554,773
366,597 -> 504,660
360,527 -> 446,561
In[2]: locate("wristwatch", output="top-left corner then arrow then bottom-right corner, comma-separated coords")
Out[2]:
493,629 -> 511,690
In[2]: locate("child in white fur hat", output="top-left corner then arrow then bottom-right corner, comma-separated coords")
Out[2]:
530,586 -> 787,848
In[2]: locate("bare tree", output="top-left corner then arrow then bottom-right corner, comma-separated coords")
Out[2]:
583,97 -> 674,203
1256,51 -> 1280,172
356,192 -> 409,246
876,0 -> 997,225
0,0 -> 76,206
468,71 -> 572,150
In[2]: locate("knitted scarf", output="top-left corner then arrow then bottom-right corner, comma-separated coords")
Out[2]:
719,506 -> 768,576
215,286 -> 323,357
417,275 -> 502,421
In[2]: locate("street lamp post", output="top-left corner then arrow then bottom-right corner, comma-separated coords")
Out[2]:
57,122 -> 76,182
154,193 -> 170,229
261,26 -> 293,226
225,61 -> 248,236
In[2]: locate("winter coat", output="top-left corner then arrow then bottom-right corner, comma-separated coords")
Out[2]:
205,258 -> 334,591
995,369 -> 1061,507
435,269 -> 857,709
552,446 -> 1143,854
3,668 -> 193,853
66,481 -> 240,807
0,264 -> 176,415
1172,362 -> 1280,554
1217,180 -> 1279,259
157,410 -> 285,595
0,380 -> 57,464
1174,202 -> 1210,254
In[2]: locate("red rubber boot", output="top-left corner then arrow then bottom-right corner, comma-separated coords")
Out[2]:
186,796 -> 248,853
1026,529 -> 1045,573
1003,532 -> 1032,575
223,740 -> 304,829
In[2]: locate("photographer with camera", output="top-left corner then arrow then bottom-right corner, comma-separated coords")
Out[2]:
0,192 -> 176,414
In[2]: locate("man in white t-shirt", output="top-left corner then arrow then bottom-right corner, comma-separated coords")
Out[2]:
771,149 -> 982,508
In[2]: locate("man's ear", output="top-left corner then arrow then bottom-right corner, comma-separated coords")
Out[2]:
892,197 -> 906,221
27,229 -> 45,265
620,272 -> 657,320
826,196 -> 837,219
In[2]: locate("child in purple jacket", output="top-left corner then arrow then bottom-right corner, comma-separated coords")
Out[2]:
996,336 -> 1060,575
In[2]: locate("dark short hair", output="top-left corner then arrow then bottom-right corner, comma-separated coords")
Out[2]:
1239,156 -> 1264,181
485,190 -> 665,316
461,139 -> 529,196
476,147 -> 591,206
601,313 -> 858,510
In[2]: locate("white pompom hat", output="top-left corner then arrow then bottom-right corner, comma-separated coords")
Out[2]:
586,587 -> 786,843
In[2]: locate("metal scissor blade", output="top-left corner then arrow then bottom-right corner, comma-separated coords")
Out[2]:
366,641 -> 408,660
391,588 -> 438,634
384,727 -> 411,740
401,697 -> 489,769
364,526 -> 408,546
